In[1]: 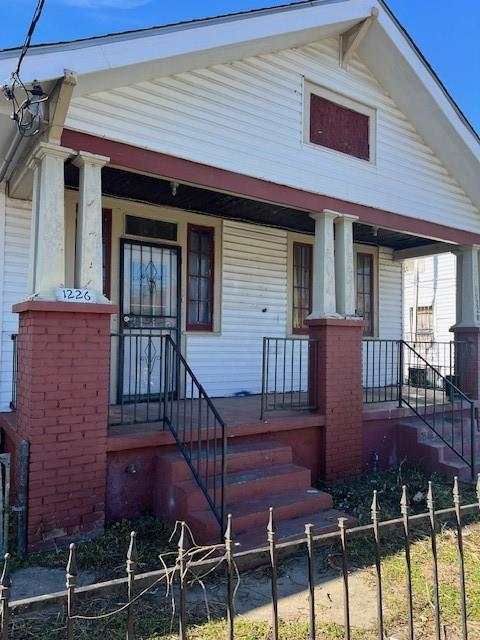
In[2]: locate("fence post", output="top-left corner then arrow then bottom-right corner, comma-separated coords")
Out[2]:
0,554 -> 11,640
66,543 -> 77,640
126,531 -> 137,640
453,477 -> 468,640
427,482 -> 441,640
225,514 -> 235,640
338,518 -> 350,640
370,491 -> 384,640
177,522 -> 187,640
17,440 -> 29,557
400,487 -> 414,640
305,524 -> 316,640
267,508 -> 279,640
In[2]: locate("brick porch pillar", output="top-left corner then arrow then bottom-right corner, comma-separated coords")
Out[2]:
307,318 -> 364,480
451,246 -> 480,400
13,301 -> 116,550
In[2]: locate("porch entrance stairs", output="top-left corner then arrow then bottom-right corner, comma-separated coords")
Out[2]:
155,439 -> 353,548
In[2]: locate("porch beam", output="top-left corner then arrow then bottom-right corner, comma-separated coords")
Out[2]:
340,8 -> 378,68
393,242 -> 458,261
334,214 -> 358,316
73,151 -> 110,299
308,210 -> 339,319
26,142 -> 74,300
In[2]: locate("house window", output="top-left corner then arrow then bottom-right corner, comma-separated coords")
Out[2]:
416,305 -> 433,338
356,252 -> 374,336
292,243 -> 313,333
305,82 -> 375,162
187,224 -> 214,331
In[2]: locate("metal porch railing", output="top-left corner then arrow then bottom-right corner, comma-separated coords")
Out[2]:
363,338 -> 477,479
260,336 -> 318,420
109,332 -> 227,534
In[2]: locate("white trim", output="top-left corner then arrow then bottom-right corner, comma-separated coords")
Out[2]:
303,79 -> 377,164
354,244 -> 379,337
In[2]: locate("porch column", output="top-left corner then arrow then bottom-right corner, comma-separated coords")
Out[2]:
307,210 -> 363,480
451,246 -> 480,399
334,214 -> 358,317
309,210 -> 339,318
73,151 -> 110,300
27,143 -> 73,299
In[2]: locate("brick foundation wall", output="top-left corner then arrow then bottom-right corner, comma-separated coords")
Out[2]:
307,318 -> 364,480
13,301 -> 116,550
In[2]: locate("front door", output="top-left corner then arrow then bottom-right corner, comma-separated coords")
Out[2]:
120,239 -> 181,401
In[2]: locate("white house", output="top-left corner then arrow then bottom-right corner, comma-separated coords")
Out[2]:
0,0 -> 478,550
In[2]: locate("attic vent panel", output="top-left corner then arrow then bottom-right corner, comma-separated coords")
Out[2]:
310,94 -> 370,160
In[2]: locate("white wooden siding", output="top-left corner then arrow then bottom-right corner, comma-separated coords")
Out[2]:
186,221 -> 288,397
378,247 -> 402,339
66,37 -> 480,233
0,198 -> 31,412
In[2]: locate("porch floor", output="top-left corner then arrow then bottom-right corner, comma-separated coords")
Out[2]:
108,385 -> 448,434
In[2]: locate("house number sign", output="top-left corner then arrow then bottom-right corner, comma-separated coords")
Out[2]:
56,288 -> 97,303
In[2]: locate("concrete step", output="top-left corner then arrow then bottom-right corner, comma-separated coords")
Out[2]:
174,463 -> 312,511
186,487 -> 333,543
157,439 -> 293,482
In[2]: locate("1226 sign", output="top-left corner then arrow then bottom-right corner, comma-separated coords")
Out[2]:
56,287 -> 97,303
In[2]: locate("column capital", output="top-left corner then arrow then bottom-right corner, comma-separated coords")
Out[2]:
310,209 -> 340,222
26,142 -> 74,170
73,150 -> 110,169
334,213 -> 359,224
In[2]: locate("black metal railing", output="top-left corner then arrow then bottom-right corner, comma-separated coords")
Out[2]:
402,341 -> 476,476
163,334 -> 227,533
363,338 -> 477,478
362,338 -> 402,404
260,337 -> 318,420
109,333 -> 226,534
2,477 -> 480,640
9,335 -> 18,411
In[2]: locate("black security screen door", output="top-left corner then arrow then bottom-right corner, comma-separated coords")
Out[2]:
119,240 -> 181,401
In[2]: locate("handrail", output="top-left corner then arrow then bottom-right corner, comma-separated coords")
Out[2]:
401,340 -> 477,479
163,335 -> 227,535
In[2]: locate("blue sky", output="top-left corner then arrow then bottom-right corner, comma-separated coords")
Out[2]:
1,0 -> 479,132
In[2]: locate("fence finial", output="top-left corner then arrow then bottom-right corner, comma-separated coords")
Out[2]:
127,531 -> 138,573
66,543 -> 77,585
225,513 -> 233,546
0,554 -> 10,590
453,476 -> 460,506
427,481 -> 434,511
400,485 -> 409,516
267,507 -> 276,541
371,490 -> 380,523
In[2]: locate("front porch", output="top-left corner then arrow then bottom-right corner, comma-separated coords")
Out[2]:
3,135 -> 480,552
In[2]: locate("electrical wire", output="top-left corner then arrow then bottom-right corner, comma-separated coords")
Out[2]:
3,0 -> 48,137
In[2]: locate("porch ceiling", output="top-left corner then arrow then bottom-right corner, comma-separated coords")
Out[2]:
65,163 -> 441,251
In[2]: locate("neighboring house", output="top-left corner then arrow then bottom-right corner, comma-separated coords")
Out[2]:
403,253 -> 457,344
0,0 -> 478,551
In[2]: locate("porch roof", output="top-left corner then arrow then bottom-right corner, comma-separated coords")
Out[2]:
65,163 -> 444,252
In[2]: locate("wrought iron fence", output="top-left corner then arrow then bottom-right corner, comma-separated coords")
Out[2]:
1,477 -> 480,639
9,335 -> 17,411
260,337 -> 318,420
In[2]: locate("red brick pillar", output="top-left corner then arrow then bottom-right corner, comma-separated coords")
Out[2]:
451,326 -> 480,400
307,318 -> 364,480
13,301 -> 116,550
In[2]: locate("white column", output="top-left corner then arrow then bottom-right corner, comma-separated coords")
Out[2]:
454,245 -> 480,327
73,151 -> 110,300
308,210 -> 339,318
27,143 -> 73,299
334,214 -> 358,316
